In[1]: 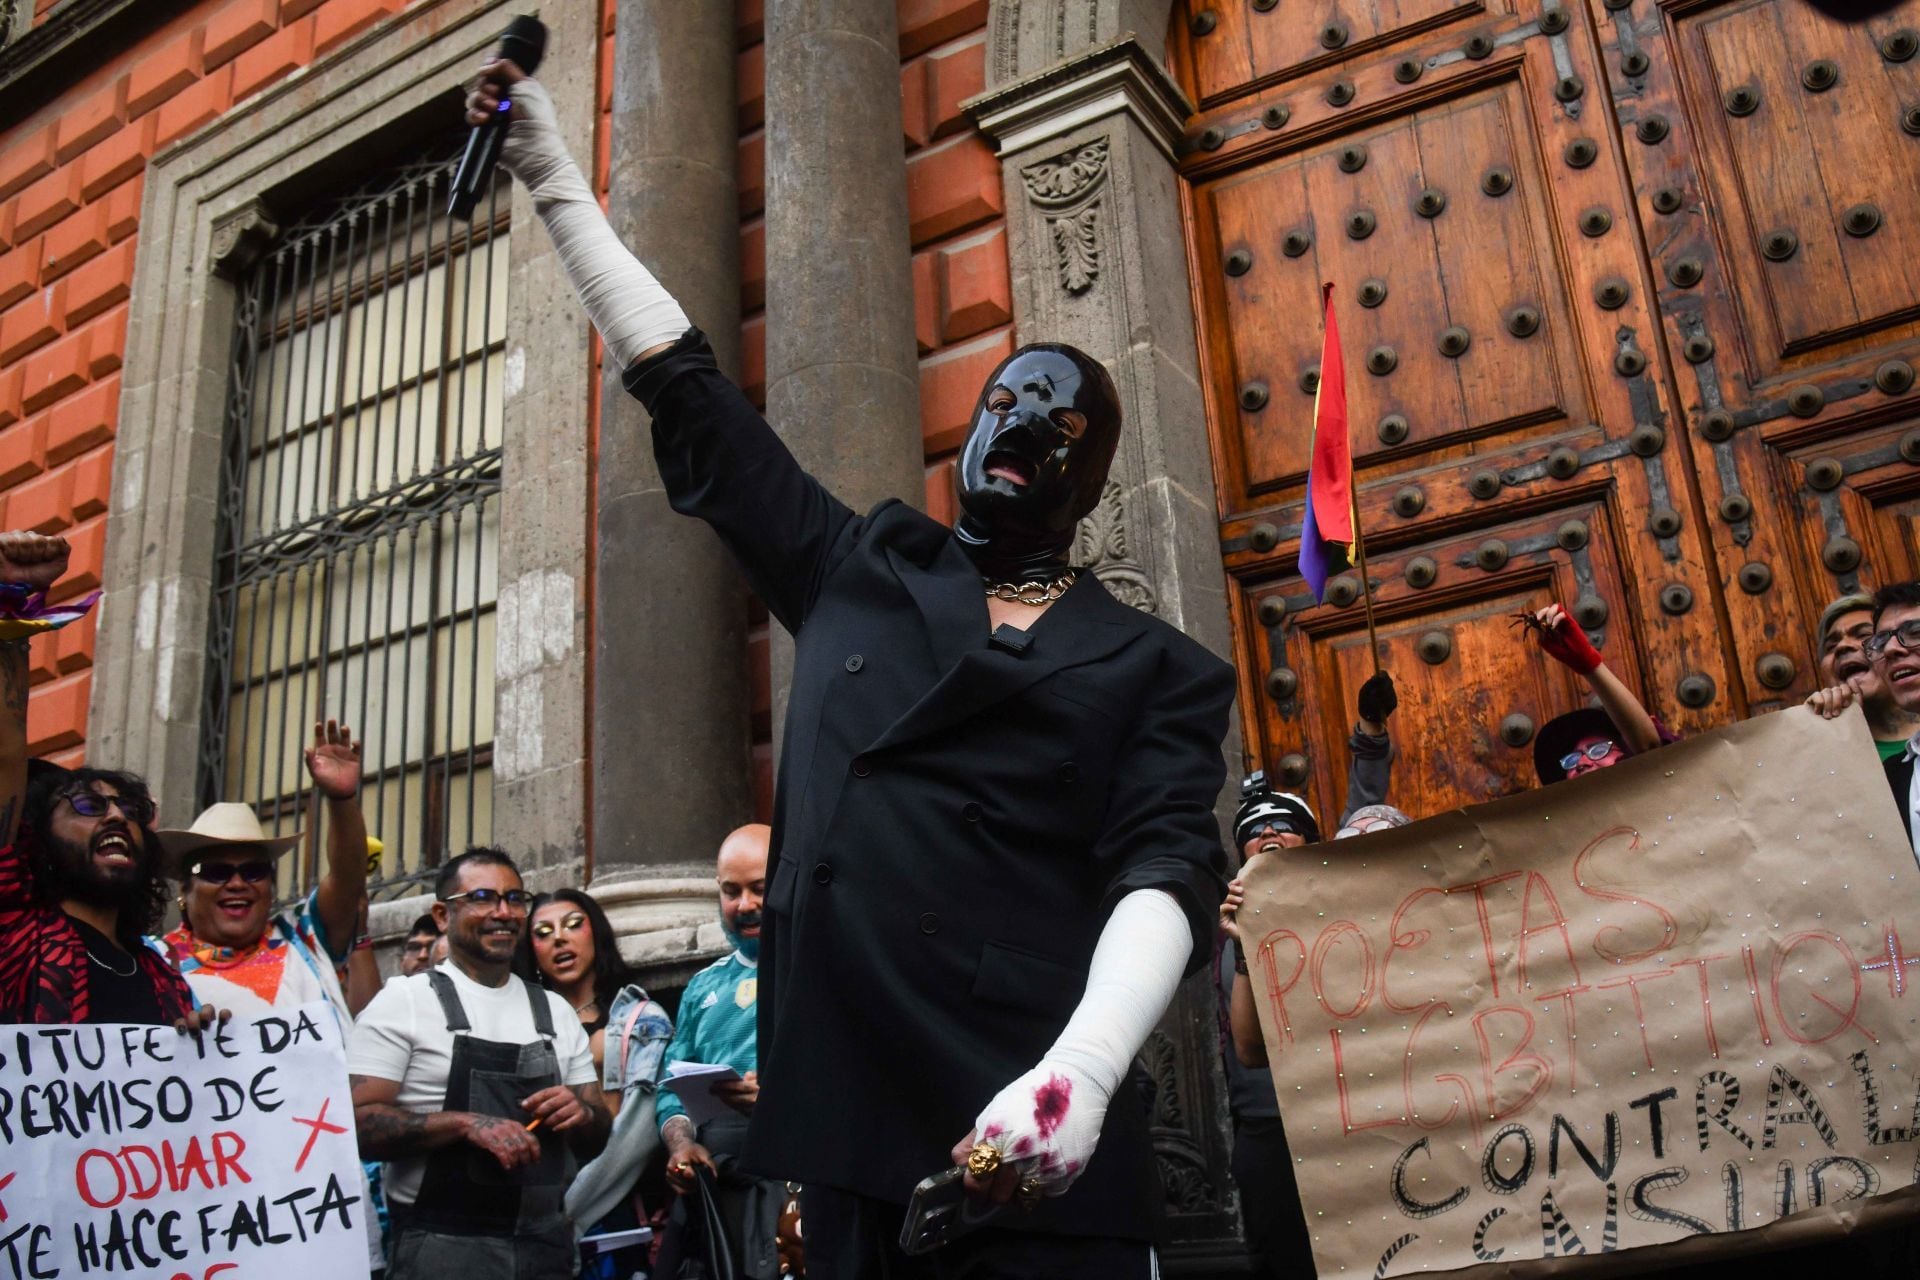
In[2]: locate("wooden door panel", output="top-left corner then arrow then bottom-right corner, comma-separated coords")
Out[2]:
1238,496 -> 1648,818
1778,414 -> 1920,614
1180,0 -> 1505,109
1200,78 -> 1581,513
1679,0 -> 1920,372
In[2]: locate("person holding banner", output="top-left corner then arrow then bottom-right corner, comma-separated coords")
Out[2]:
468,59 -> 1232,1277
0,531 -> 216,1031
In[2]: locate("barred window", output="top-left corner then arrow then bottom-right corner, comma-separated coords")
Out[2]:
201,148 -> 509,901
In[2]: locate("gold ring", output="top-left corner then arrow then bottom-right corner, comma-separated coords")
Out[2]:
965,1143 -> 1002,1177
1016,1175 -> 1043,1210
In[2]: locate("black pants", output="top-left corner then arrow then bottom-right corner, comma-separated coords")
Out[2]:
1231,1115 -> 1315,1280
800,1184 -> 1153,1280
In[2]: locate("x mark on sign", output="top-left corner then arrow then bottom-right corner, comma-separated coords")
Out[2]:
291,1097 -> 348,1173
0,1170 -> 13,1222
1862,922 -> 1920,999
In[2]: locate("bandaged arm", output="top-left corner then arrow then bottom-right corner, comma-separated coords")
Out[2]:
969,887 -> 1190,1194
497,79 -> 689,367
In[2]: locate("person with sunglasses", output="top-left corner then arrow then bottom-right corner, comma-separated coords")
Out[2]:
157,719 -> 370,1026
1523,602 -> 1664,785
0,531 -> 214,1033
348,847 -> 610,1280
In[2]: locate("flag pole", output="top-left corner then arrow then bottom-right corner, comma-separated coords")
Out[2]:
1350,504 -> 1382,676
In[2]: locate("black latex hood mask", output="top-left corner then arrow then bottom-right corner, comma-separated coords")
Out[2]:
953,343 -> 1122,582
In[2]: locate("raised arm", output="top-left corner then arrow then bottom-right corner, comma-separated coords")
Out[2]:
306,719 -> 368,960
1343,671 -> 1396,824
1530,603 -> 1661,756
0,533 -> 67,854
470,62 -> 856,632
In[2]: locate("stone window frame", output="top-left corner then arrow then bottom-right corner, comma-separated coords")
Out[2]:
92,0 -> 598,874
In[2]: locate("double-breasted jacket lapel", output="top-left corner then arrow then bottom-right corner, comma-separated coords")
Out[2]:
870,563 -> 1146,755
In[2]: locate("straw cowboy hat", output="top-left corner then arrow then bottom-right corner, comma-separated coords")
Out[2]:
157,803 -> 302,881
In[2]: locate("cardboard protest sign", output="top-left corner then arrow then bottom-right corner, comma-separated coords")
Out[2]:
1240,709 -> 1920,1276
0,1001 -> 368,1280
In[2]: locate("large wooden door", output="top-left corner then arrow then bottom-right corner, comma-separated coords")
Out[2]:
1171,0 -> 1920,819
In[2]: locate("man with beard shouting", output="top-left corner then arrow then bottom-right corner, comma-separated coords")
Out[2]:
471,62 -> 1232,1276
0,531 -> 213,1029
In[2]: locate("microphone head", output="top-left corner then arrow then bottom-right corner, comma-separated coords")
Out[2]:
497,15 -> 547,76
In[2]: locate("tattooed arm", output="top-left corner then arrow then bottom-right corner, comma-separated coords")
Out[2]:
0,533 -> 67,855
351,1073 -> 545,1169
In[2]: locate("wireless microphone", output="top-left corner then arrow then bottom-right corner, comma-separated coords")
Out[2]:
448,14 -> 547,221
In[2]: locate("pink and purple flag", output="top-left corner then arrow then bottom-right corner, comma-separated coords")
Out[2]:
1298,282 -> 1355,603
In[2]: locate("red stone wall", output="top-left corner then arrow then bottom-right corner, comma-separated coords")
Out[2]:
0,0 -> 411,765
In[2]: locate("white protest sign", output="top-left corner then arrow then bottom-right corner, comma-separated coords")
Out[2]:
0,1001 -> 368,1280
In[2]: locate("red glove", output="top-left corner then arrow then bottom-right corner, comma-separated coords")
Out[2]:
1535,608 -> 1603,675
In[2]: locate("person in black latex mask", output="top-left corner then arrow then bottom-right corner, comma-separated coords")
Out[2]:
954,344 -> 1122,586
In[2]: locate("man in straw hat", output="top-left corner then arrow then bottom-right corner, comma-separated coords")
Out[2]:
159,719 -> 369,1026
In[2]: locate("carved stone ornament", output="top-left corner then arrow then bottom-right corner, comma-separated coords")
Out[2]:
209,200 -> 282,281
1051,202 -> 1101,295
1140,1030 -> 1226,1215
1021,139 -> 1111,207
1074,480 -> 1158,614
1021,140 -> 1111,297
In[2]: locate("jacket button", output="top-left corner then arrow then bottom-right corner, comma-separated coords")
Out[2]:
812,862 -> 833,886
962,802 -> 983,823
1058,761 -> 1080,783
851,756 -> 871,777
920,913 -> 941,935
845,654 -> 864,673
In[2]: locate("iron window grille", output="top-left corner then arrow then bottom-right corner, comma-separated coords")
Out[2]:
201,144 -> 508,902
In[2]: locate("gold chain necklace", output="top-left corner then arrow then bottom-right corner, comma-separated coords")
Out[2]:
983,571 -> 1076,605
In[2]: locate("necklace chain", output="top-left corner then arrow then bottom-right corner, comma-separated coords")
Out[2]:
84,942 -> 137,978
983,570 -> 1076,605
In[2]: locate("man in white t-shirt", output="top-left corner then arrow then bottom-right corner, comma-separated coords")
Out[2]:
348,848 -> 610,1280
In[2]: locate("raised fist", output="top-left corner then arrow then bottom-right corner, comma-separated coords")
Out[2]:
1356,671 -> 1397,725
0,533 -> 69,592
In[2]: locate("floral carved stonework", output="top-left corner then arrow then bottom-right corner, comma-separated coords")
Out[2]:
1021,140 -> 1110,296
1075,481 -> 1158,614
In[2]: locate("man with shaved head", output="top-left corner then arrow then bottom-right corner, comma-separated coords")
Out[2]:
658,823 -> 777,1275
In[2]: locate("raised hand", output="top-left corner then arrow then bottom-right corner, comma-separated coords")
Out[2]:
0,532 -> 68,592
303,719 -> 362,800
1530,603 -> 1604,676
465,57 -> 529,127
1356,670 -> 1398,726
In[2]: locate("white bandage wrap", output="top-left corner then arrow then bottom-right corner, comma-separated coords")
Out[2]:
497,79 -> 690,368
970,888 -> 1191,1195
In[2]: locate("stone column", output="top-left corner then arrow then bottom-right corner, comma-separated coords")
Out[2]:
591,0 -> 750,880
967,17 -> 1248,1265
762,0 -> 923,739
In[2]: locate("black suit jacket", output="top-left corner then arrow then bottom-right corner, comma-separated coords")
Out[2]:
626,331 -> 1235,1235
1887,752 -> 1913,847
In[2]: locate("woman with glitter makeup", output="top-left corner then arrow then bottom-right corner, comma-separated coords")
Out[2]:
470,59 -> 1234,1277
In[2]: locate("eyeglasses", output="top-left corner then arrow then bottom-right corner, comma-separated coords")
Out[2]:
61,790 -> 154,825
192,860 -> 274,885
531,911 -> 587,939
1557,741 -> 1617,772
441,888 -> 535,910
1865,620 -> 1920,659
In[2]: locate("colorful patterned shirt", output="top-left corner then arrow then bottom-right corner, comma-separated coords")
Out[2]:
163,888 -> 352,1027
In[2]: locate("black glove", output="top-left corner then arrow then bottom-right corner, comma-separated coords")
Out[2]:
1356,671 -> 1397,726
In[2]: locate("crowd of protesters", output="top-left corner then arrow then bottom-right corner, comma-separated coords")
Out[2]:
8,498 -> 1920,1280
